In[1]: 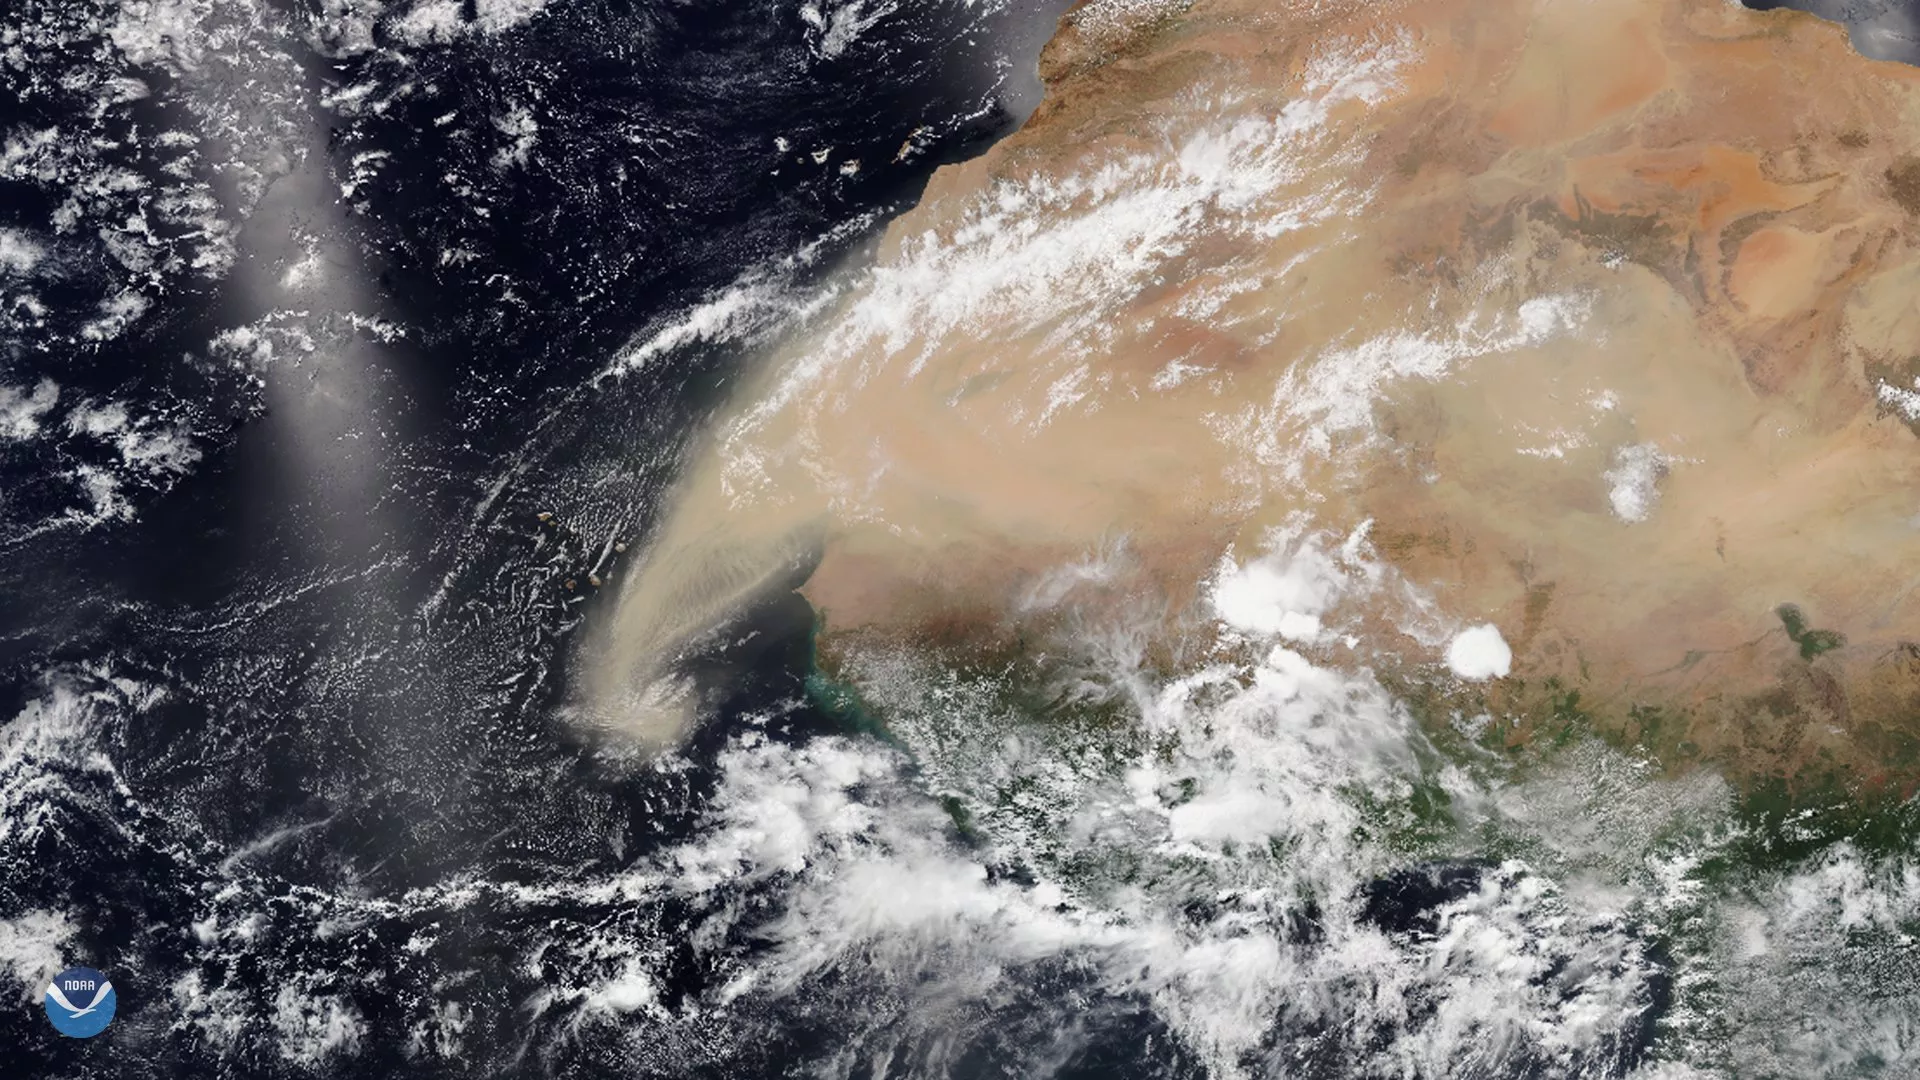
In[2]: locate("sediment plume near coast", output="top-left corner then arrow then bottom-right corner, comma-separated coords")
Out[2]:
596,0 -> 1920,787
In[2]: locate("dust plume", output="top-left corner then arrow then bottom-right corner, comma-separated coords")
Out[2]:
594,0 -> 1920,785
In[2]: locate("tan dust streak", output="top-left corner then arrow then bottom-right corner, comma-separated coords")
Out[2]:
595,0 -> 1920,784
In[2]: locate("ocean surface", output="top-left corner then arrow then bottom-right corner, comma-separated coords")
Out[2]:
1746,0 -> 1920,64
0,1 -> 1075,1074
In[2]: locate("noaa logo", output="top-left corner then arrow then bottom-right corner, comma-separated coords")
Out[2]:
43,966 -> 115,1038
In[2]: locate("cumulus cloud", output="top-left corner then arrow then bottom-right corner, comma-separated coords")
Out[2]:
0,910 -> 76,1002
0,380 -> 59,441
1447,623 -> 1512,680
1604,442 -> 1667,523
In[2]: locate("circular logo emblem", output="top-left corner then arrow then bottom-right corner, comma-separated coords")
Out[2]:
43,966 -> 115,1038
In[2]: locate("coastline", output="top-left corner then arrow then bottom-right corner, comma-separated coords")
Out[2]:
1742,0 -> 1920,66
605,0 -> 1920,794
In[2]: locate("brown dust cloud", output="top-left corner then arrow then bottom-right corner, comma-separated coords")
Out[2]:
595,0 -> 1920,789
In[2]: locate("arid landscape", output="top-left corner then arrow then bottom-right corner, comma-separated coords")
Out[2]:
601,0 -> 1920,790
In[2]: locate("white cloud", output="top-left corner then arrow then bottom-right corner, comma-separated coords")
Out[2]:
0,910 -> 76,1003
67,400 -> 202,477
271,984 -> 364,1067
1210,541 -> 1344,641
1879,377 -> 1920,421
79,289 -> 149,342
1604,442 -> 1667,523
732,40 -> 1411,448
800,0 -> 898,60
1446,623 -> 1512,680
1275,290 -> 1593,465
0,229 -> 45,276
0,380 -> 58,440
391,0 -> 550,46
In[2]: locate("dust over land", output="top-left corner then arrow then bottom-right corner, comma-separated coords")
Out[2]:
598,0 -> 1920,787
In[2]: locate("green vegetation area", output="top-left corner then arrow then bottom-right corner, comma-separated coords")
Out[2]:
1381,664 -> 1920,887
1776,603 -> 1847,661
806,619 -> 1920,918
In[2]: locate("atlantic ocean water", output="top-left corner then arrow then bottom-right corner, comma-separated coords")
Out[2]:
0,1 -> 1074,1074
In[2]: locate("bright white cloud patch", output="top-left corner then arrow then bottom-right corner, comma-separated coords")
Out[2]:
79,289 -> 150,342
1447,623 -> 1512,680
1275,290 -> 1592,466
392,0 -> 551,46
0,230 -> 45,276
1210,541 -> 1344,641
1605,442 -> 1667,523
800,0 -> 898,60
0,909 -> 75,1002
1880,378 -> 1920,420
0,380 -> 59,440
272,984 -> 364,1067
66,400 -> 202,477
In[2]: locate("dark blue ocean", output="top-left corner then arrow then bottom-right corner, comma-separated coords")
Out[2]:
0,1 -> 1073,1074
